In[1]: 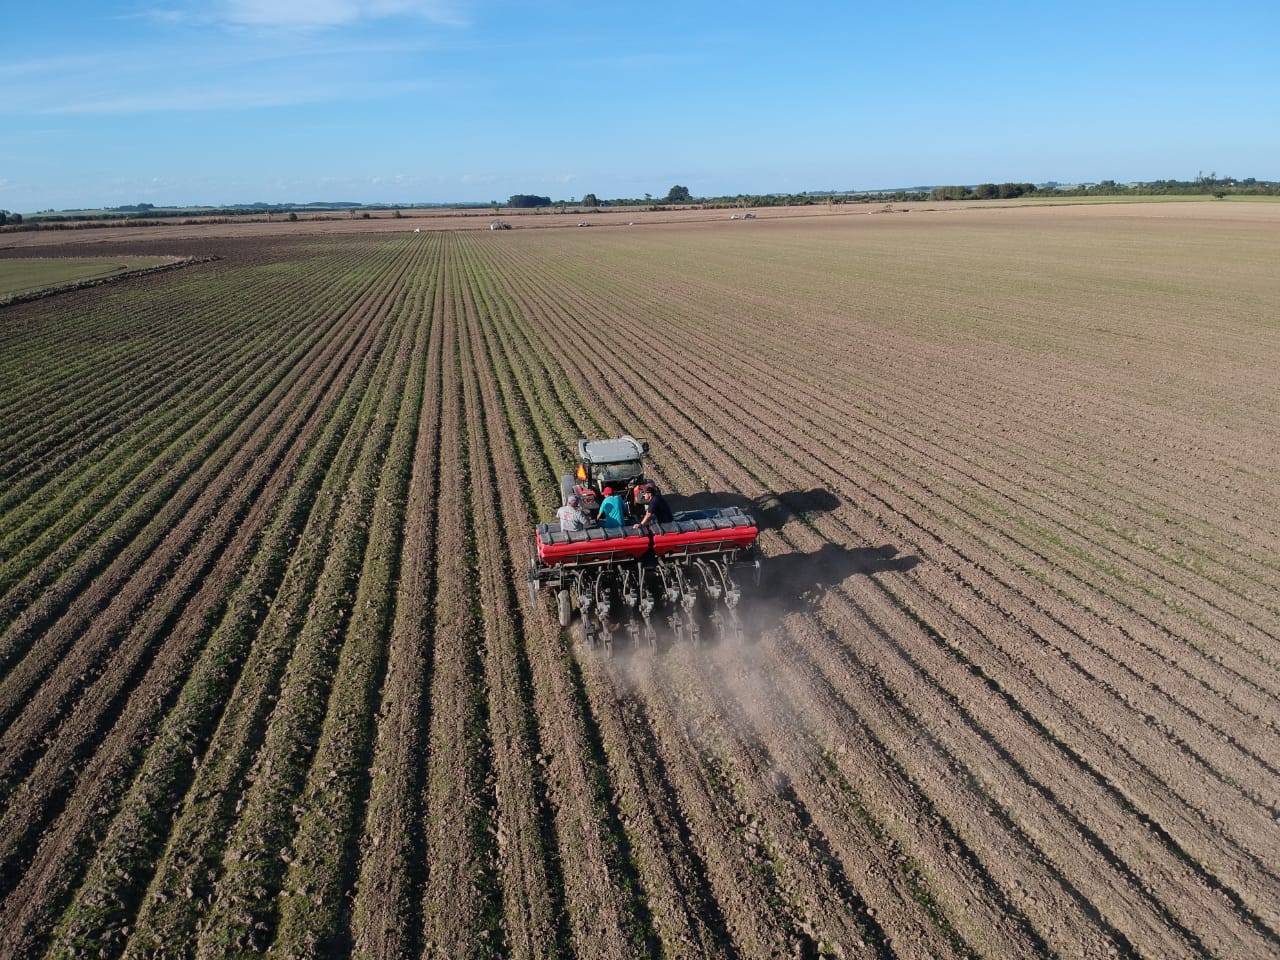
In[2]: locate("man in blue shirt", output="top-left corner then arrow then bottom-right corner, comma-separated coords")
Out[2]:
596,486 -> 627,528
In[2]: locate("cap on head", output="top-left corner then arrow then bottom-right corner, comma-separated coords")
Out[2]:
602,486 -> 613,496
567,494 -> 580,505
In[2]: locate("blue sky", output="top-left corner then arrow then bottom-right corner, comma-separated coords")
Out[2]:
2,1 -> 1276,210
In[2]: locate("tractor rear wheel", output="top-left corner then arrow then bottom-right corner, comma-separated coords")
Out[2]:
557,589 -> 572,627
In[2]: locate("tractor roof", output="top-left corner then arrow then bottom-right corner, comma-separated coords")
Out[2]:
578,435 -> 648,464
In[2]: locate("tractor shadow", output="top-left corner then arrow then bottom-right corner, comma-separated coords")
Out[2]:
742,541 -> 921,639
668,487 -> 842,531
759,541 -> 919,596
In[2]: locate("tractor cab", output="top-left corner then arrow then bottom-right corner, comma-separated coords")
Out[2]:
564,435 -> 649,516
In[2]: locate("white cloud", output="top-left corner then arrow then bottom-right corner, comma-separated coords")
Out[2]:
148,0 -> 467,29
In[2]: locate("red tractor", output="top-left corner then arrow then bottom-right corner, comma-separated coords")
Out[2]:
529,436 -> 759,653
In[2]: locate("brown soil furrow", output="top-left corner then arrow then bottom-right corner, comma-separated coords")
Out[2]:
456,295 -> 657,956
416,248 -> 502,956
546,240 -> 1280,696
269,252 -> 439,957
586,224 -> 1280,565
604,330 -> 1274,942
815,458 -> 1280,847
738,615 -> 1056,959
0,311 -> 355,796
727,391 -> 1280,783
832,575 -> 1276,954
586,677 -> 745,960
643,646 -> 949,960
473,245 -> 1029,957
535,257 -> 1280,870
190,267 -> 420,957
458,251 -> 754,958
120,256 -> 413,957
669,368 -> 1280,872
456,285 -> 566,956
610,655 -> 794,957
0,241 -> 425,783
463,239 -> 1239,957
348,246 -> 446,960
0,242 -> 422,959
564,237 -> 1280,647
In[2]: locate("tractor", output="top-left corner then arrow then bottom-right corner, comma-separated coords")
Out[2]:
529,436 -> 759,653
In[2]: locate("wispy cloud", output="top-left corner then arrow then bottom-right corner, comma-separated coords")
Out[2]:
144,0 -> 467,30
0,37 -> 450,116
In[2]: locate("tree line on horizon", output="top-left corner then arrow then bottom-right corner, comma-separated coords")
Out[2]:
5,174 -> 1276,230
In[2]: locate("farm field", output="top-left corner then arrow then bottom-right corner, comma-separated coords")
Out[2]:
1,202 -> 1278,959
0,256 -> 180,300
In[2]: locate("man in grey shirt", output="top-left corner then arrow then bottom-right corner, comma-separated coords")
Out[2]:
557,494 -> 589,532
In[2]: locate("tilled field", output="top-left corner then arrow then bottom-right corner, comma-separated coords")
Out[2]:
1,202 -> 1278,959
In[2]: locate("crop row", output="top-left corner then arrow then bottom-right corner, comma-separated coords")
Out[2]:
2,218 -> 1276,959
455,229 -> 1274,957
0,234 -> 440,957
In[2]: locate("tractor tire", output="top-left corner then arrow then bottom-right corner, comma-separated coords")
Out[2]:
560,475 -> 575,507
557,589 -> 572,628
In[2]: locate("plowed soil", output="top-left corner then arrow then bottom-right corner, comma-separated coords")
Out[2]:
1,200 -> 1278,959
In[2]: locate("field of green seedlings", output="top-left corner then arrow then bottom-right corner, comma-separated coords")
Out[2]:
0,256 -> 180,300
1,201 -> 1279,959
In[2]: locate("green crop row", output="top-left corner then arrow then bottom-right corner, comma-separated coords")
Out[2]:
10,240 -> 424,960
190,241 -> 427,957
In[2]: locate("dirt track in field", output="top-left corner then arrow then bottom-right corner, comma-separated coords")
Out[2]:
1,202 -> 1278,959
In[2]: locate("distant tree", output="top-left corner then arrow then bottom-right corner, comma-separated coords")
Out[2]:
508,194 -> 552,208
582,193 -> 599,207
644,193 -> 652,203
665,185 -> 692,203
998,183 -> 1034,199
287,211 -> 298,221
0,211 -> 6,226
973,183 -> 999,199
392,209 -> 403,218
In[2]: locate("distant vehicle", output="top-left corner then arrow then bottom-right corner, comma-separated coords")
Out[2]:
743,213 -> 756,219
490,219 -> 512,230
730,214 -> 740,220
577,221 -> 590,227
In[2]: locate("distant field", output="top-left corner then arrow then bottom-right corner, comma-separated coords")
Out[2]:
0,257 -> 176,299
1,202 -> 1279,959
